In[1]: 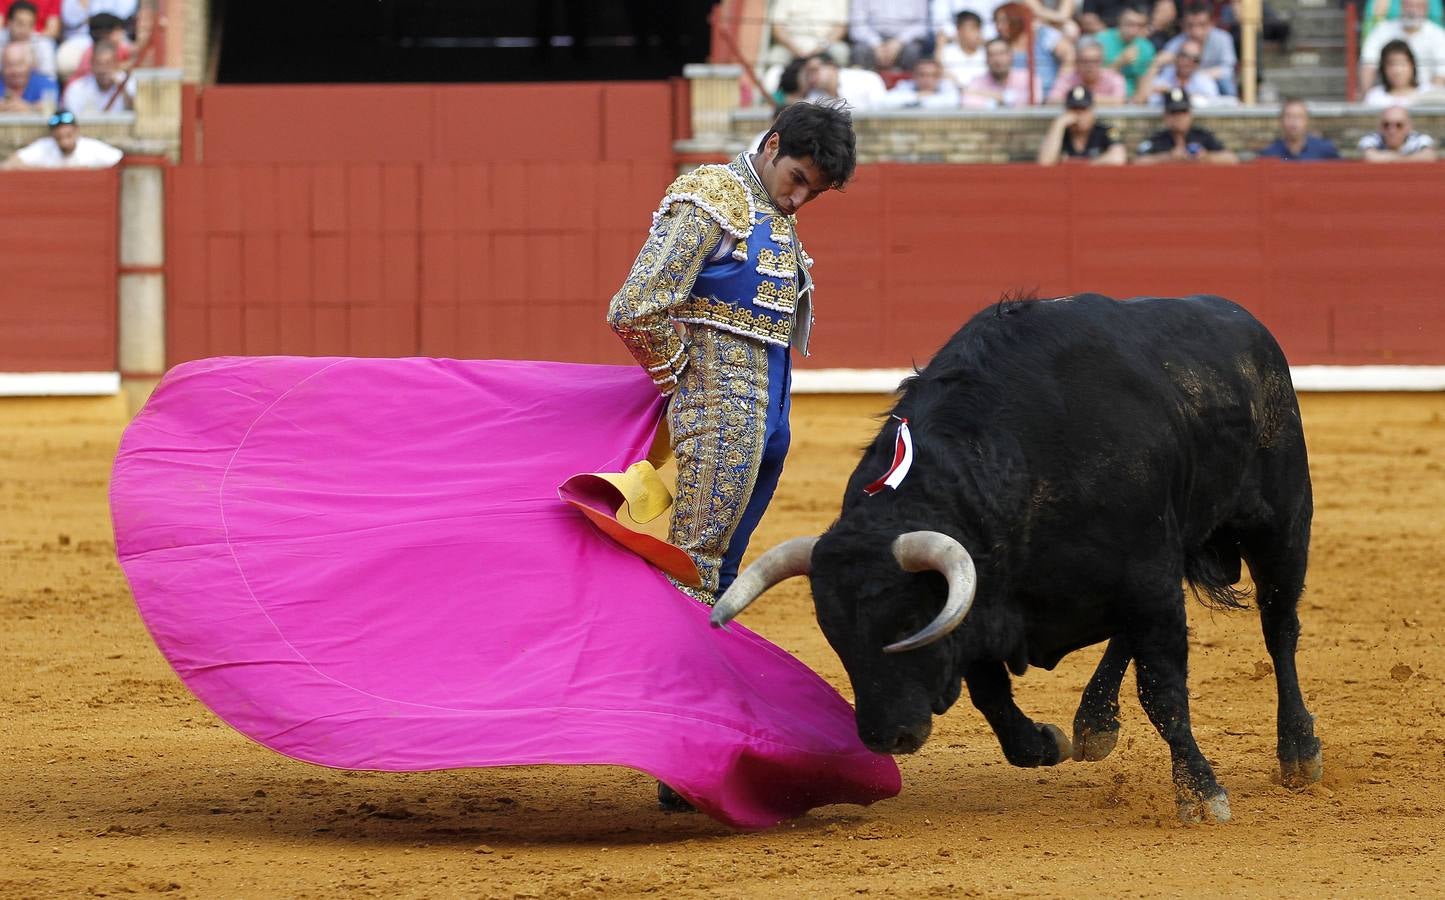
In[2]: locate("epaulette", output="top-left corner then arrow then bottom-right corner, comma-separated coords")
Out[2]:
652,164 -> 755,240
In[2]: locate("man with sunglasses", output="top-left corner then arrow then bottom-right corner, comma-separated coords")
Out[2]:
1134,87 -> 1238,164
1,109 -> 122,168
1359,105 -> 1438,161
1137,37 -> 1220,105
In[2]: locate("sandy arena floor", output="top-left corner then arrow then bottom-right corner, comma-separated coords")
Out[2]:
2,390 -> 1442,898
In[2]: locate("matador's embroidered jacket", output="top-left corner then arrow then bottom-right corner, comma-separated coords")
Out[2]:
606,152 -> 815,602
606,152 -> 815,396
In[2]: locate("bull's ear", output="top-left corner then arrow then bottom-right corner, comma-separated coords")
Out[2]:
709,536 -> 818,627
883,532 -> 977,653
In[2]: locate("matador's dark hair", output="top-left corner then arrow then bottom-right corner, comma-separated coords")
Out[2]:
764,99 -> 857,190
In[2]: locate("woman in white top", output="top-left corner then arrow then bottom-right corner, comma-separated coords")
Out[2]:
1364,39 -> 1422,106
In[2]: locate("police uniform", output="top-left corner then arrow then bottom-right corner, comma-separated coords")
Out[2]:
1061,122 -> 1122,159
1136,126 -> 1226,158
606,152 -> 813,604
1137,87 -> 1227,158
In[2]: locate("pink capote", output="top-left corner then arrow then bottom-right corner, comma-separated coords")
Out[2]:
109,357 -> 900,830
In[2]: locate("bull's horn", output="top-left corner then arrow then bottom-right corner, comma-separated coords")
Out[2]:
883,531 -> 978,653
709,536 -> 818,627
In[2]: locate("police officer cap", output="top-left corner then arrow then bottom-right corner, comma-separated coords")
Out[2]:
1065,85 -> 1093,109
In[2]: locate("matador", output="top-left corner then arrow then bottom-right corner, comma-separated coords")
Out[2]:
607,102 -> 857,605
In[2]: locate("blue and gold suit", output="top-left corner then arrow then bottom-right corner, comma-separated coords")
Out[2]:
606,152 -> 815,604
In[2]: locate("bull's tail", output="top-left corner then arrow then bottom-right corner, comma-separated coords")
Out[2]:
1184,530 -> 1253,611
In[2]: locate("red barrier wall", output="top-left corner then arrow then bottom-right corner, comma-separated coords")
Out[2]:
799,163 -> 1445,368
165,159 -> 672,364
166,142 -> 1445,368
198,84 -> 677,164
0,170 -> 118,372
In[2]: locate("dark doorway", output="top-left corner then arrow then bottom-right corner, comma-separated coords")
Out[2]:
214,0 -> 719,83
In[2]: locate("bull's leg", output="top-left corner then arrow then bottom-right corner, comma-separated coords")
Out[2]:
1243,540 -> 1322,789
1072,637 -> 1130,762
1127,594 -> 1230,824
964,661 -> 1072,767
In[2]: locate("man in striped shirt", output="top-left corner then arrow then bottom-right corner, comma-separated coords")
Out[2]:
1359,105 -> 1438,161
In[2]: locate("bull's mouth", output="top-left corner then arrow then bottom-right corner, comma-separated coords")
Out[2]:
863,718 -> 933,755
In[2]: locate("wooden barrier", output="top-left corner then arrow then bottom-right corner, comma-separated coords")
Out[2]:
0,170 -> 119,373
165,160 -> 1445,368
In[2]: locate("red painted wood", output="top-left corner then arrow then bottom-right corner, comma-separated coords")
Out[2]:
168,304 -> 208,363
166,108 -> 1445,369
202,86 -> 435,164
240,234 -> 279,307
432,85 -> 604,162
602,83 -> 675,162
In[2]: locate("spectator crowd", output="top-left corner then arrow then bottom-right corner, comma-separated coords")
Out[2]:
762,0 -> 1445,162
0,0 -> 138,167
0,0 -> 139,116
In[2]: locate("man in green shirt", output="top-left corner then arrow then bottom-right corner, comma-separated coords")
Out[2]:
1096,4 -> 1156,95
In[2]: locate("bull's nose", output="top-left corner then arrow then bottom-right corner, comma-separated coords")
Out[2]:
863,720 -> 932,755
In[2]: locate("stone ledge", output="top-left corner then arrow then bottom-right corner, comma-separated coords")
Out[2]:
706,104 -> 1445,163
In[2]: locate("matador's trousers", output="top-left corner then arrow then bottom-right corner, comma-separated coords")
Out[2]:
666,326 -> 792,604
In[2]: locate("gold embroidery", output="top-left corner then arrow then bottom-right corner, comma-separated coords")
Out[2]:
607,202 -> 724,390
666,328 -> 771,599
768,214 -> 794,246
655,165 -> 754,240
731,239 -> 748,262
753,279 -> 797,314
755,247 -> 796,278
674,296 -> 793,346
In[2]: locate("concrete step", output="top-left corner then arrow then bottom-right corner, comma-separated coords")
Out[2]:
1264,65 -> 1349,99
1261,45 -> 1347,68
1287,7 -> 1349,42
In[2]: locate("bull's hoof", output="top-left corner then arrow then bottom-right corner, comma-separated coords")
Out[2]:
657,782 -> 696,813
1072,725 -> 1120,762
1280,749 -> 1323,789
1176,789 -> 1232,825
1041,723 -> 1073,765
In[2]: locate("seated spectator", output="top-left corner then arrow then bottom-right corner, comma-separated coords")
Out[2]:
1023,0 -> 1081,41
0,1 -> 56,75
934,0 -> 1005,44
1137,36 -> 1222,104
1151,3 -> 1237,96
1364,0 -> 1444,44
0,39 -> 54,111
964,36 -> 1036,106
55,0 -> 134,79
995,1 -> 1074,98
1097,4 -> 1156,96
70,10 -> 130,78
883,57 -> 962,107
59,39 -> 131,113
1361,0 -> 1445,90
1,108 -> 121,167
1133,87 -> 1238,163
1257,98 -> 1341,161
1146,0 -> 1180,50
1359,105 -> 1438,161
2,0 -> 60,39
1076,0 -> 1121,37
772,54 -> 811,105
804,53 -> 889,109
1365,39 -> 1424,105
765,0 -> 849,67
939,10 -> 989,87
850,0 -> 932,72
1048,36 -> 1127,103
1037,85 -> 1127,164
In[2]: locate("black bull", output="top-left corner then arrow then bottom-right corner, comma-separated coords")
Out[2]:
712,294 -> 1322,824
